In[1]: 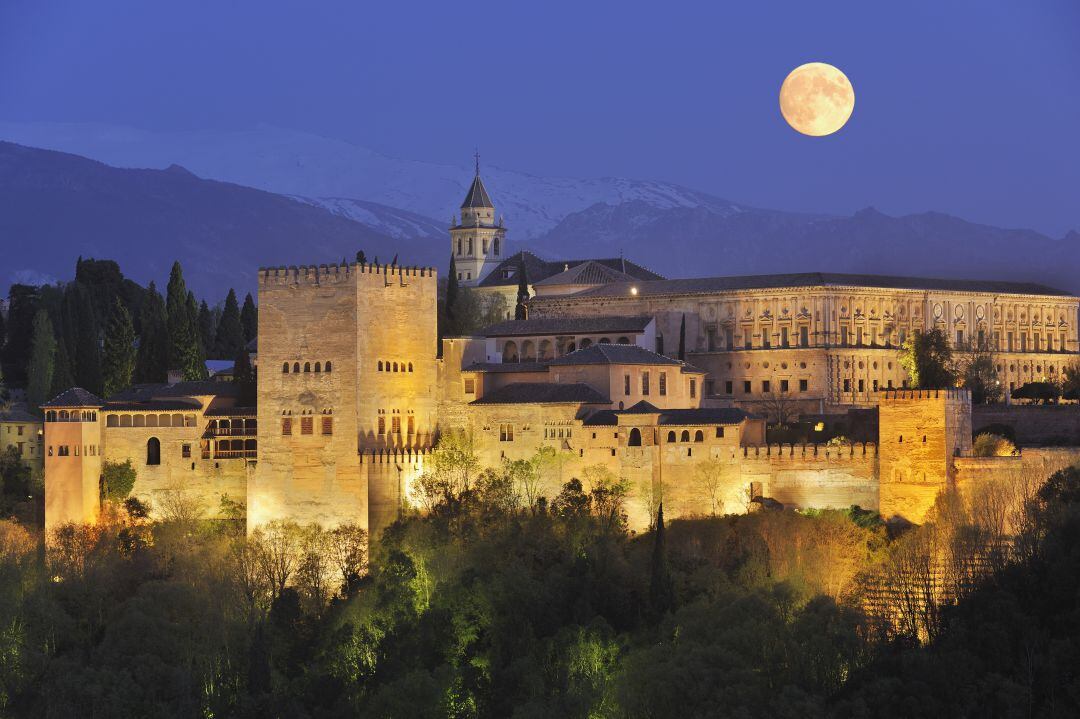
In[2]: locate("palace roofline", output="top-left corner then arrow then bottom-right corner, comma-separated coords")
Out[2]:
530,271 -> 1074,300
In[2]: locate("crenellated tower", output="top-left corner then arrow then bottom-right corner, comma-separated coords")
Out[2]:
450,156 -> 505,286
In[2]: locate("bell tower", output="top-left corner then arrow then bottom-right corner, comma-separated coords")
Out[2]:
450,154 -> 505,286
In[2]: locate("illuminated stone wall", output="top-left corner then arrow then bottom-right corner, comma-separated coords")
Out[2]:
43,412 -> 101,531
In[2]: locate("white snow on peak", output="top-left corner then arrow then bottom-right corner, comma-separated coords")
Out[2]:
0,121 -> 742,240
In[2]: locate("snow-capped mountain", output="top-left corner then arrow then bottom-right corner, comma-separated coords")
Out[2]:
0,121 -> 744,242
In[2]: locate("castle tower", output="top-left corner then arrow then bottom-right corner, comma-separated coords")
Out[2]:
250,262 -> 438,535
878,388 -> 972,523
42,388 -> 104,532
450,156 -> 505,286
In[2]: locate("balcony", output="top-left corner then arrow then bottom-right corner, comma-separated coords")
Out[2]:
212,449 -> 257,459
210,427 -> 257,436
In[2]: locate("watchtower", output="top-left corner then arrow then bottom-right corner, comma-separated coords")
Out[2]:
42,388 -> 104,531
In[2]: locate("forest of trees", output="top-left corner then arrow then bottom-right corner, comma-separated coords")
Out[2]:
0,258 -> 258,405
0,431 -> 1078,717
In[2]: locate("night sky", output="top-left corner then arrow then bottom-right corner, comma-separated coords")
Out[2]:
2,0 -> 1078,235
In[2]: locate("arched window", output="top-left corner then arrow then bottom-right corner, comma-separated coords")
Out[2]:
293,362 -> 300,373
282,362 -> 289,373
146,415 -> 158,427
378,361 -> 383,371
628,428 -> 642,447
133,414 -> 145,428
617,336 -> 630,345
566,342 -> 577,353
457,238 -> 462,255
146,437 -> 161,466
120,415 -> 132,427
157,414 -> 170,427
314,362 -> 321,372
106,414 -> 118,427
580,338 -> 593,349
408,362 -> 414,372
304,362 -> 311,373
598,337 -> 611,344
681,430 -> 690,442
522,340 -> 536,361
46,411 -> 57,422
667,431 -> 676,442
493,237 -> 500,255
694,430 -> 704,443
503,341 -> 519,363
325,361 -> 332,372
59,410 -> 69,421
538,340 -> 552,361
393,362 -> 399,372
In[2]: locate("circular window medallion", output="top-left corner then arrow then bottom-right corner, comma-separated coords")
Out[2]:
844,361 -> 850,369
763,361 -> 770,368
934,304 -> 943,319
858,361 -> 864,369
799,362 -> 806,369
872,361 -> 878,369
781,362 -> 788,370
976,306 -> 985,320
954,305 -> 964,319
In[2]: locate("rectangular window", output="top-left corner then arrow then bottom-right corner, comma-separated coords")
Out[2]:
744,335 -> 752,350
689,378 -> 696,399
659,372 -> 667,396
301,417 -> 313,435
377,416 -> 385,436
1033,334 -> 1040,351
800,326 -> 809,347
799,379 -> 808,392
841,327 -> 849,345
872,379 -> 879,392
464,378 -> 475,394
182,444 -> 191,458
407,415 -> 415,436
715,427 -> 725,438
642,372 -> 650,396
704,379 -> 714,396
843,378 -> 851,393
856,328 -> 864,346
725,381 -> 733,394
957,329 -> 965,346
762,332 -> 770,349
17,426 -> 23,436
725,328 -> 734,348
780,379 -> 789,393
282,418 -> 292,436
322,417 -> 333,435
977,329 -> 985,348
707,327 -> 718,351
1007,332 -> 1014,351
624,374 -> 631,396
1062,333 -> 1068,352
743,380 -> 752,394
391,416 -> 401,435
499,423 -> 514,442
858,379 -> 865,393
781,327 -> 789,348
762,380 -> 771,393
1021,334 -> 1027,351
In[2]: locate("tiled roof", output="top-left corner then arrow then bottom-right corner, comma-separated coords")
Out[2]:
461,175 -> 494,209
481,315 -> 653,338
540,272 -> 1073,299
548,344 -> 685,367
108,381 -> 239,402
534,261 -> 638,287
105,399 -> 203,412
583,406 -> 756,426
478,251 -> 664,288
204,405 -> 258,417
0,406 -> 41,423
462,362 -> 549,373
42,387 -> 104,408
470,382 -> 609,405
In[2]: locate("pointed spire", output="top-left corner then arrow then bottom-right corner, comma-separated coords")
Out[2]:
474,149 -> 480,177
461,152 -> 494,209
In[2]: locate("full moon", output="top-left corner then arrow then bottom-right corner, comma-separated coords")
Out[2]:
779,62 -> 854,137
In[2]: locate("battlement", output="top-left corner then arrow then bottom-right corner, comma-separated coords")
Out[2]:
258,262 -> 437,287
360,447 -> 432,464
741,442 -> 878,460
880,388 -> 971,403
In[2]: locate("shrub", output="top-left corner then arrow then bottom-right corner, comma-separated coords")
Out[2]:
972,433 -> 1018,457
100,459 -> 137,501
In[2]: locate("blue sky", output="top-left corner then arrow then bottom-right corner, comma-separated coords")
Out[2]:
2,0 -> 1079,235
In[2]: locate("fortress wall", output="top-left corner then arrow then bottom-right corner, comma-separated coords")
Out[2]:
364,449 -> 428,541
972,405 -> 1080,446
738,443 -> 879,511
103,422 -> 247,519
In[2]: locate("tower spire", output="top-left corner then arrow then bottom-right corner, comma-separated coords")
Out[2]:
474,149 -> 480,177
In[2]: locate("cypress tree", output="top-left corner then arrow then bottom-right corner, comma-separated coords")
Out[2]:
136,282 -> 169,384
215,289 -> 246,361
2,285 -> 41,387
233,348 -> 257,407
197,301 -> 216,359
648,503 -> 675,619
69,283 -> 103,394
445,254 -> 460,334
27,310 -> 56,410
50,336 -> 75,397
0,308 -> 6,355
102,298 -> 137,397
187,291 -> 208,379
240,293 -> 258,343
515,255 -> 529,321
165,262 -> 205,380
677,314 -> 686,361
